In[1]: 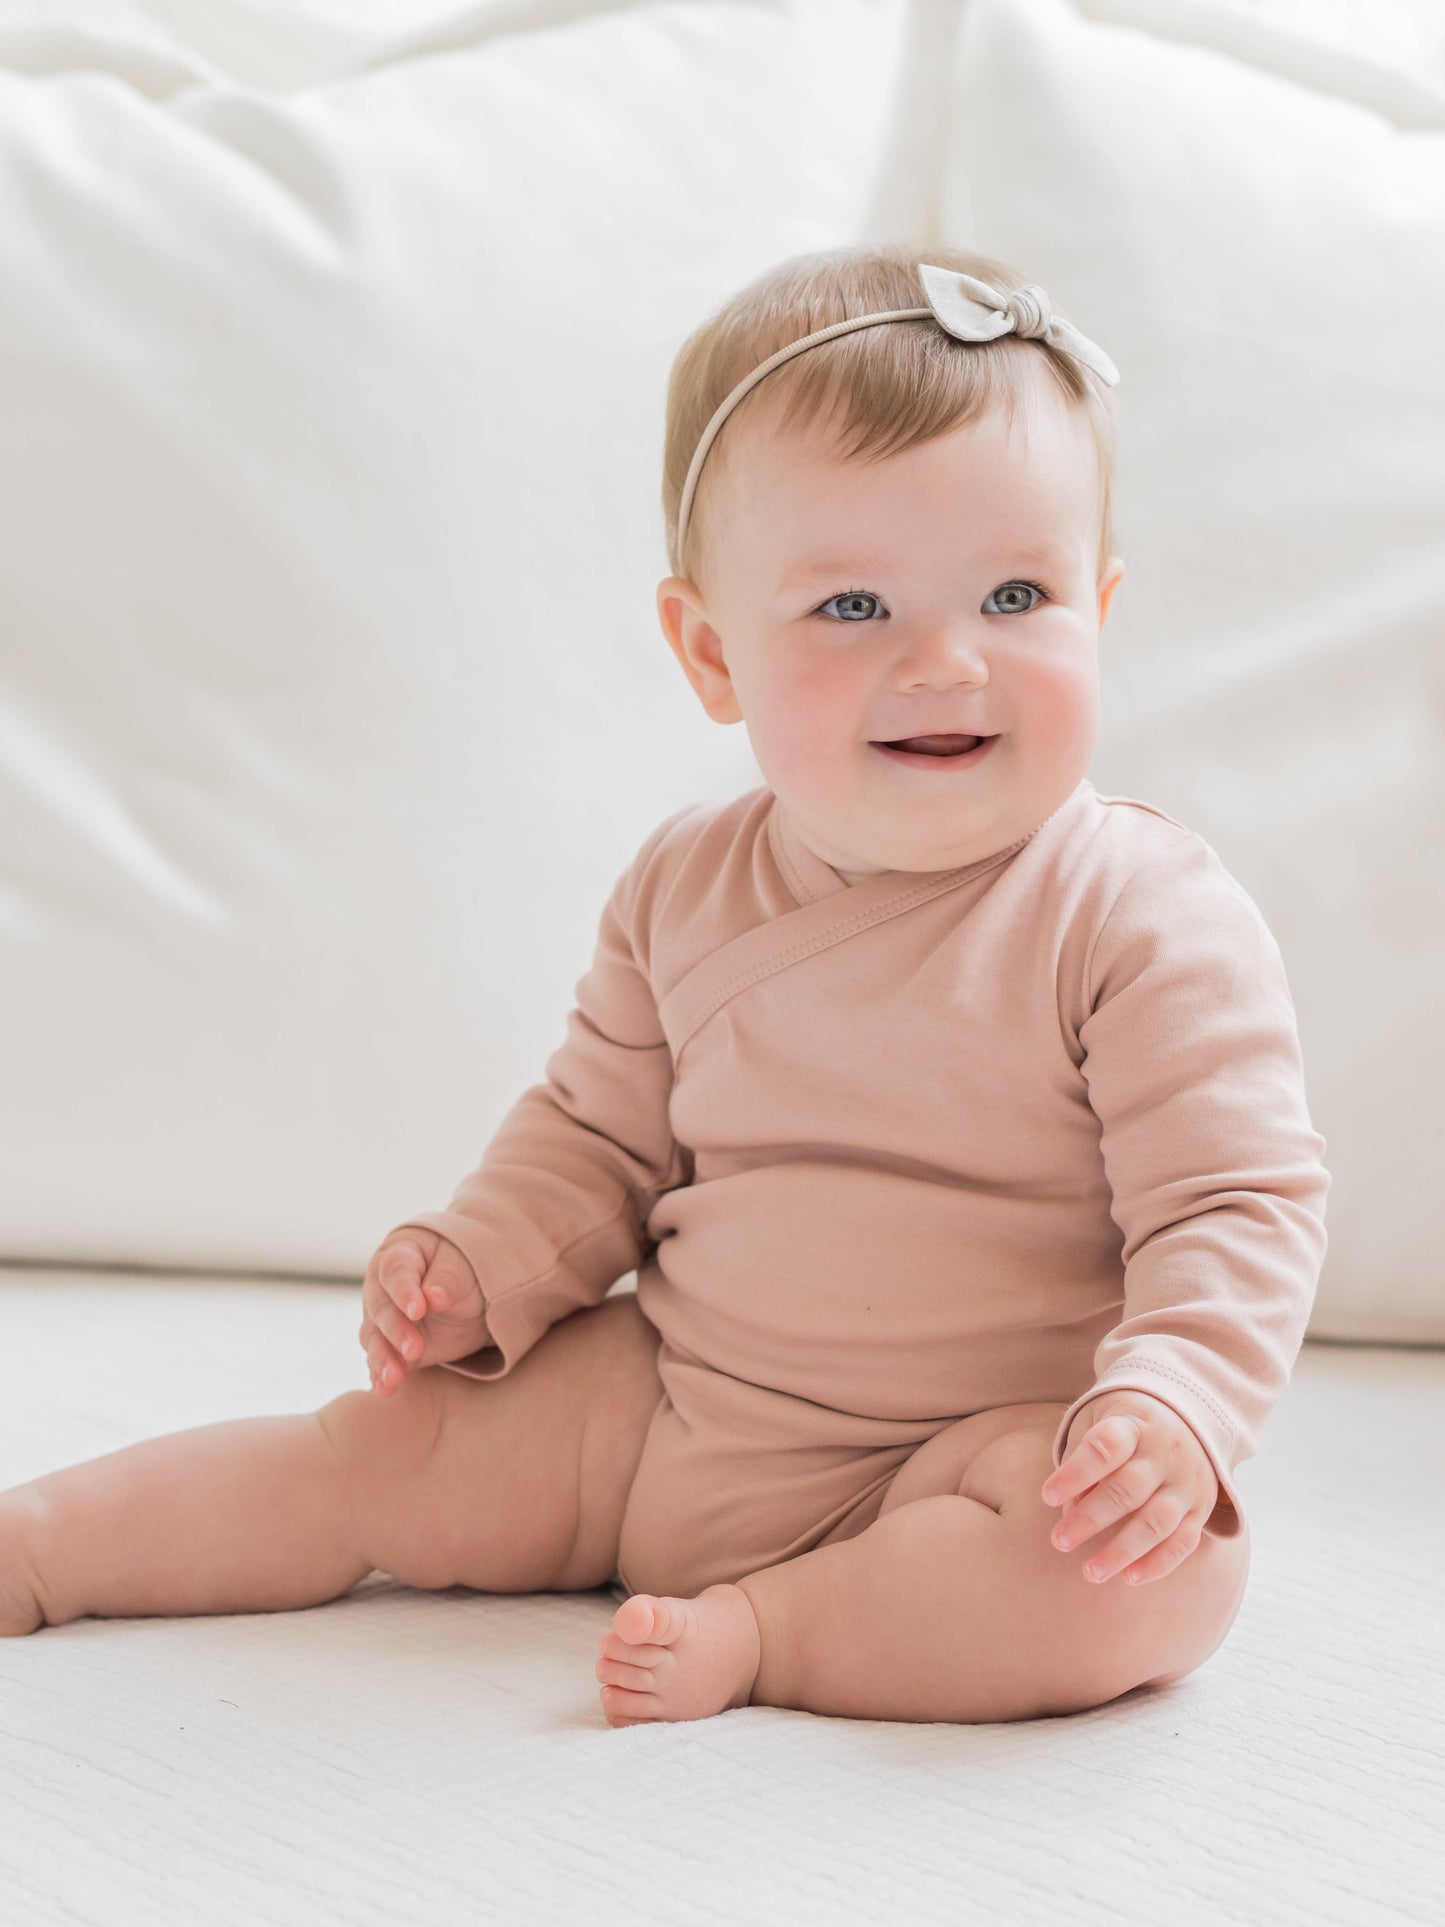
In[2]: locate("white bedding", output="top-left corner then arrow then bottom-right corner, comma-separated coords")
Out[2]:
4,0 -> 1444,1346
1,1264 -> 1439,1924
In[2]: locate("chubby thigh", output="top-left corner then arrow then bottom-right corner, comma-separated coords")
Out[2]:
326,1290 -> 664,1594
618,1378 -> 1248,1674
874,1399 -> 1252,1689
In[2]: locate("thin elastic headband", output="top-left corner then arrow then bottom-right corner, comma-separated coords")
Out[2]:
674,262 -> 1119,563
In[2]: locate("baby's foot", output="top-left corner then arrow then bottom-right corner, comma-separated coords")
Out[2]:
595,1583 -> 761,1726
0,1492 -> 48,1637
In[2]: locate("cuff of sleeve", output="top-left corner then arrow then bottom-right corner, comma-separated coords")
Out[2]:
1051,1365 -> 1246,1541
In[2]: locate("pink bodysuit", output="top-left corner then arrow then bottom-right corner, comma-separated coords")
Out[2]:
390,776 -> 1330,1597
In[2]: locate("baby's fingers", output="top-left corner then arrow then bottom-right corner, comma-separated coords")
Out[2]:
378,1241 -> 428,1321
1041,1414 -> 1142,1508
360,1323 -> 407,1395
360,1243 -> 427,1358
1072,1489 -> 1195,1586
361,1265 -> 424,1356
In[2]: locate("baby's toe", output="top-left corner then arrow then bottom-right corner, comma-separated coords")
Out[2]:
609,1595 -> 651,1645
596,1651 -> 656,1690
614,1592 -> 697,1650
598,1681 -> 658,1728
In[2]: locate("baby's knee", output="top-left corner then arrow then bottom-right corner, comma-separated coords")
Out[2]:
316,1371 -> 449,1580
318,1368 -> 445,1481
944,1422 -> 1245,1702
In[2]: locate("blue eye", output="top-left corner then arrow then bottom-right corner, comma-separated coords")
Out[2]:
984,579 -> 1051,615
816,589 -> 884,622
814,580 -> 1053,623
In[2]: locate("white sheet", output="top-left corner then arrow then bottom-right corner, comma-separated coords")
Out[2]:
1,1265 -> 1439,1924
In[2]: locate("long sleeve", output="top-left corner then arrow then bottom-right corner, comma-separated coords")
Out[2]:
386,806 -> 695,1382
1050,835 -> 1331,1537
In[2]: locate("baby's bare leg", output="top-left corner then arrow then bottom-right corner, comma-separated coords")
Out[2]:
0,1292 -> 663,1635
597,1409 -> 1249,1727
735,1421 -> 1250,1723
311,1290 -> 665,1596
3,1412 -> 375,1632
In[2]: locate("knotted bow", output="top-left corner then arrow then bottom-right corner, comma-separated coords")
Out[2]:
918,264 -> 1119,386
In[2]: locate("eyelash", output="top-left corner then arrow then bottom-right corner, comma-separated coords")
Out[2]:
813,579 -> 1054,619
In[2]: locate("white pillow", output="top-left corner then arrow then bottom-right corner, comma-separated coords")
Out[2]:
0,0 -> 930,1277
941,0 -> 1445,1339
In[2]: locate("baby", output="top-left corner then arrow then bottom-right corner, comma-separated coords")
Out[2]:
0,244 -> 1330,1730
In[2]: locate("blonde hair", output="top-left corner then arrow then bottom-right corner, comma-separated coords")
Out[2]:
661,242 -> 1117,597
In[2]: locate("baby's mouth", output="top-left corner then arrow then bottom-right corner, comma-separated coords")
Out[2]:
876,734 -> 986,756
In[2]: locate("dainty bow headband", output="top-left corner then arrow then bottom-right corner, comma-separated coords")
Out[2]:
675,262 -> 1119,562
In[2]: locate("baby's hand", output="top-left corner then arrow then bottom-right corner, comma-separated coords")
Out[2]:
359,1228 -> 489,1395
1039,1389 -> 1220,1587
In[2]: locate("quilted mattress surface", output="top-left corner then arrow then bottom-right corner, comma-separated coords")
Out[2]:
0,1266 -> 1439,1925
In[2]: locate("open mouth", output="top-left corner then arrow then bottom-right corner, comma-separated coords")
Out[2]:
871,734 -> 1000,768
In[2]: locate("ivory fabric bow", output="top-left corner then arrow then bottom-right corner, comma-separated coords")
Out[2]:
918,263 -> 1120,386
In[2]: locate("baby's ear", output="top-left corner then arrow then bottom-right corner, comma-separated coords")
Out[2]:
1097,558 -> 1126,626
656,578 -> 744,725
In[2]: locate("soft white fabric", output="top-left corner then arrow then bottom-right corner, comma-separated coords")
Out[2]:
1,1264 -> 1439,1921
2,0 -> 1441,1347
942,0 -> 1445,1341
0,0 -> 931,1277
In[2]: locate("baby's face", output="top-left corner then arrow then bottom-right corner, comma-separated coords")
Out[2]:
658,380 -> 1126,881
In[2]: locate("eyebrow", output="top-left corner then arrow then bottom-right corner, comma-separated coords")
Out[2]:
778,544 -> 1072,587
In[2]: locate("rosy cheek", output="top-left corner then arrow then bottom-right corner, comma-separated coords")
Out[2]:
739,688 -> 821,793
774,717 -> 838,788
1015,656 -> 1095,746
771,658 -> 856,765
